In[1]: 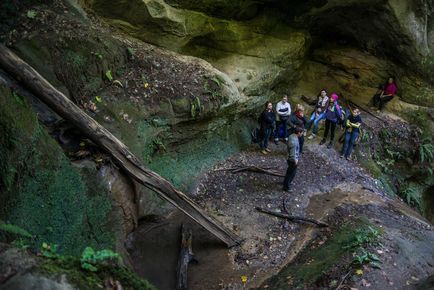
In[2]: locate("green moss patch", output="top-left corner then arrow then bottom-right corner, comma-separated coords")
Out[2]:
39,256 -> 155,290
264,218 -> 380,290
0,86 -> 117,255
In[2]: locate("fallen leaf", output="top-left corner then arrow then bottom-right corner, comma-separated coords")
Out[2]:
355,269 -> 364,275
112,80 -> 123,87
241,275 -> 248,284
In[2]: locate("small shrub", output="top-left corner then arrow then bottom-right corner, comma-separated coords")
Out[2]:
418,142 -> 434,164
26,10 -> 37,19
80,247 -> 120,272
399,184 -> 422,210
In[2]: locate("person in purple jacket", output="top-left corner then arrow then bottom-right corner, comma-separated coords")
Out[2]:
319,93 -> 342,149
372,77 -> 397,111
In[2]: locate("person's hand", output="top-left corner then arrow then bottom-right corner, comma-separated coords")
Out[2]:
295,160 -> 298,165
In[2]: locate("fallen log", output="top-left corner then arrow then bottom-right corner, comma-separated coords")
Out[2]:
219,165 -> 285,177
255,207 -> 329,228
0,43 -> 240,247
176,224 -> 194,290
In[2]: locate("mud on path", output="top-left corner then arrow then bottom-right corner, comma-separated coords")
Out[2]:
126,132 -> 432,289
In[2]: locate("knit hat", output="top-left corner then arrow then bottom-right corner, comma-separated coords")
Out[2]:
331,93 -> 339,101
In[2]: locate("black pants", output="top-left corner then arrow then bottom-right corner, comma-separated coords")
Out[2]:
373,94 -> 393,110
323,119 -> 336,142
283,160 -> 297,189
298,135 -> 304,153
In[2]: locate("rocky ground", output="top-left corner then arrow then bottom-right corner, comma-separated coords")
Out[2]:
127,111 -> 434,290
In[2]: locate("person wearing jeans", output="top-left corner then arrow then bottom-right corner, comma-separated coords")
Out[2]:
274,95 -> 291,143
258,101 -> 276,154
306,109 -> 325,139
341,108 -> 362,160
283,127 -> 303,192
319,93 -> 342,148
307,89 -> 329,139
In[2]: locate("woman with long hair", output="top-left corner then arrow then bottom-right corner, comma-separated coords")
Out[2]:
258,101 -> 276,154
306,89 -> 329,139
288,104 -> 307,153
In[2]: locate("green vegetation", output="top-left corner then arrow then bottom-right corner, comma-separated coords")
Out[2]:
399,183 -> 423,211
343,225 -> 382,269
190,96 -> 202,118
265,219 -> 382,289
80,247 -> 119,272
40,256 -> 155,290
0,220 -> 33,239
0,86 -> 117,255
26,9 -> 37,18
105,69 -> 113,82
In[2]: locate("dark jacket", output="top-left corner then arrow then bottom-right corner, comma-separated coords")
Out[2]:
259,111 -> 276,129
324,103 -> 342,123
288,112 -> 306,133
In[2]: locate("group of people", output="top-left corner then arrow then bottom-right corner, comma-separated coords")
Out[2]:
257,77 -> 397,192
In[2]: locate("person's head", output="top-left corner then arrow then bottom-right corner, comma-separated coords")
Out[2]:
331,93 -> 339,102
294,127 -> 304,136
388,77 -> 395,84
265,101 -> 273,111
282,95 -> 288,103
352,108 -> 360,116
295,104 -> 305,116
318,89 -> 327,98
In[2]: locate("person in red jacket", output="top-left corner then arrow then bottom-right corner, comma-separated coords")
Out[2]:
372,77 -> 397,111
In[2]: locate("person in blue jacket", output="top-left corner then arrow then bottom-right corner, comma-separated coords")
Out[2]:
341,108 -> 362,160
319,93 -> 342,148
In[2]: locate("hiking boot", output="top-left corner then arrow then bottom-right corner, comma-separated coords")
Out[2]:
265,148 -> 271,152
308,134 -> 316,140
282,187 -> 293,192
274,139 -> 279,145
340,154 -> 344,158
284,137 -> 289,142
319,139 -> 326,145
261,150 -> 268,155
327,142 -> 333,149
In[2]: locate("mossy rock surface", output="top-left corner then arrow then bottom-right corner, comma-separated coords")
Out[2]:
0,85 -> 118,255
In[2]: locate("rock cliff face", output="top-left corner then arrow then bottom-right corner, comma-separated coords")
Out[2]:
83,0 -> 434,90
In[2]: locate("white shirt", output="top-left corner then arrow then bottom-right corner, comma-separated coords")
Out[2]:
276,101 -> 291,117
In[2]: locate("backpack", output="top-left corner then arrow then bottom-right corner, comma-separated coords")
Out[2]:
251,127 -> 262,143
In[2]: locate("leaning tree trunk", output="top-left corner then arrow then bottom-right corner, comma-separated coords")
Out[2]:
0,43 -> 240,247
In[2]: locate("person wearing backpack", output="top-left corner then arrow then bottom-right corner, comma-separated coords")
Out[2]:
319,93 -> 342,149
258,101 -> 276,154
340,108 -> 362,160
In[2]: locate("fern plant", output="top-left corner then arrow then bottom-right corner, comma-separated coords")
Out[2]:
80,247 -> 120,272
418,142 -> 434,163
399,184 -> 422,210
